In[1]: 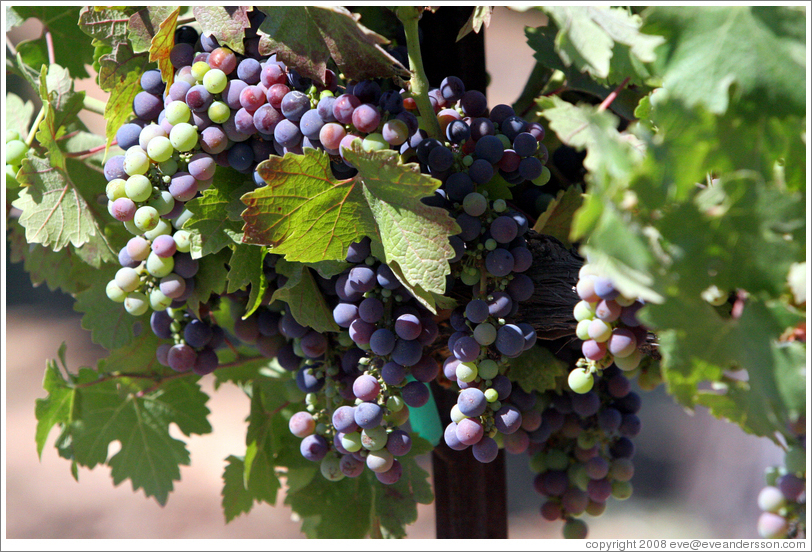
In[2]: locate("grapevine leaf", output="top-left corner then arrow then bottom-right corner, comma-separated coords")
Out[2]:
642,6 -> 806,117
127,6 -> 175,53
243,383 -> 283,505
186,248 -> 231,319
243,145 -> 458,296
255,6 -> 408,85
148,7 -> 179,94
221,455 -> 255,522
98,41 -> 150,152
456,6 -> 493,42
77,6 -> 132,46
306,260 -> 352,279
532,185 -> 583,247
477,171 -> 513,201
35,347 -> 75,459
285,473 -> 373,538
374,456 -> 433,537
271,260 -> 340,333
95,330 -> 168,375
70,377 -> 212,504
73,265 -> 143,351
192,6 -> 252,55
226,244 -> 267,319
4,92 -> 35,140
183,171 -> 251,259
507,345 -> 569,394
10,6 -> 94,78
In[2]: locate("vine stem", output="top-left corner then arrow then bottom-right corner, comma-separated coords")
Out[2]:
396,7 -> 441,140
65,142 -> 112,158
25,107 -> 46,148
45,30 -> 56,65
83,95 -> 107,116
598,77 -> 630,112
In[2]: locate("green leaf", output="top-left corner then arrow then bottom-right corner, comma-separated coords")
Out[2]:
70,377 -> 212,504
186,248 -> 231,319
243,145 -> 459,296
98,41 -> 150,153
227,244 -> 267,319
4,92 -> 35,140
255,6 -> 408,86
285,472 -> 373,538
145,7 -> 179,94
35,345 -> 75,458
221,455 -> 255,522
193,6 -> 252,55
456,6 -> 492,42
77,6 -> 132,46
127,6 -> 176,53
642,6 -> 805,117
184,170 -> 251,258
11,6 -> 94,78
95,330 -> 168,375
271,260 -> 339,333
532,185 -> 583,247
507,345 -> 569,394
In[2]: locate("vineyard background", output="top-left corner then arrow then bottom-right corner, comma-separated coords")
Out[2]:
3,6 -> 789,540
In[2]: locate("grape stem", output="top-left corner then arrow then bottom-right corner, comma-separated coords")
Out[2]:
65,142 -> 112,158
597,77 -> 630,113
25,107 -> 46,148
45,30 -> 55,65
395,7 -> 441,140
82,96 -> 107,116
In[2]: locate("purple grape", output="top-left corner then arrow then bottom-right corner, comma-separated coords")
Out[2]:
185,85 -> 213,113
411,355 -> 439,382
444,422 -> 469,451
300,330 -> 327,358
133,91 -> 163,121
274,118 -> 302,149
354,401 -> 383,429
227,142 -> 254,172
333,302 -> 359,328
598,408 -> 622,433
169,171 -> 198,202
455,213 -> 482,242
386,429 -> 412,457
300,434 -> 328,462
489,104 -> 515,125
349,318 -> 375,345
440,76 -> 465,102
571,391 -> 601,418
491,374 -> 512,400
358,297 -> 384,324
445,171 -> 474,202
610,436 -> 636,459
394,314 -> 422,341
370,328 -> 396,356
619,414 -> 641,437
485,249 -> 515,277
169,43 -> 194,68
277,343 -> 301,371
475,135 -> 505,164
401,380 -> 430,408
494,404 -> 523,434
116,123 -> 143,150
381,361 -> 406,385
458,388 -> 487,417
295,367 -> 324,393
279,313 -> 308,339
587,478 -> 612,502
222,79 -> 248,110
104,155 -> 127,181
317,96 -> 337,122
495,324 -> 524,357
472,436 -> 499,463
519,156 -> 543,181
193,347 -> 219,375
348,266 -> 376,293
453,335 -> 481,363
168,343 -> 197,372
391,338 -> 423,366
150,310 -> 172,339
236,58 -> 262,84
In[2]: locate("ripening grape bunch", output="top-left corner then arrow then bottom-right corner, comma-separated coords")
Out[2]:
757,417 -> 806,539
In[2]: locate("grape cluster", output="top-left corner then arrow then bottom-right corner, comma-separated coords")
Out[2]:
757,417 -> 806,539
569,264 -> 648,394
5,130 -> 29,189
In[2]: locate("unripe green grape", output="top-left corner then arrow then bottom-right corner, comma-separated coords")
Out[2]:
463,192 -> 487,217
172,208 -> 194,230
611,480 -> 633,500
124,146 -> 150,175
123,219 -> 141,235
492,198 -> 507,212
124,174 -> 153,202
587,319 -> 612,342
146,135 -> 174,163
320,455 -> 345,481
573,300 -> 596,322
149,288 -> 172,311
169,123 -> 198,152
477,358 -> 499,380
484,388 -> 499,402
366,449 -> 394,473
133,205 -> 160,232
148,190 -> 175,216
495,133 -> 511,150
207,101 -> 230,124
386,395 -> 404,412
386,406 -> 409,427
6,130 -> 21,143
568,367 -> 594,394
167,307 -> 186,320
615,294 -> 636,307
106,280 -> 127,303
191,61 -> 210,81
460,270 -> 480,286
361,133 -> 388,152
6,164 -> 21,189
757,486 -> 786,513
124,291 -> 149,316
202,68 -> 227,94
6,139 -> 28,166
340,431 -> 362,452
562,518 -> 588,540
158,158 -> 178,176
456,361 -> 478,383
144,218 -> 172,240
576,319 -> 591,340
473,323 -> 497,346
361,426 -> 388,451
173,230 -> 192,252
165,100 -> 191,125
115,266 -> 141,292
106,178 -> 127,202
462,155 -> 474,167
613,348 -> 642,371
146,251 -> 174,278
532,165 -> 551,187
450,404 -> 467,423
484,238 -> 498,251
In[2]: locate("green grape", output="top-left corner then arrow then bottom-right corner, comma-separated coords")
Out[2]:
615,294 -> 636,307
473,323 -> 496,346
450,404 -> 467,423
6,164 -> 20,189
172,208 -> 194,229
532,165 -> 551,187
191,60 -> 210,81
165,100 -> 191,125
545,449 -> 569,471
484,238 -> 498,251
124,174 -> 153,203
477,358 -> 499,380
144,218 -> 172,240
124,291 -> 149,316
361,426 -> 388,451
456,361 -> 478,383
568,367 -> 594,394
123,219 -> 141,235
133,205 -> 160,232
386,395 -> 404,412
758,486 -> 786,513
173,230 -> 192,252
492,198 -> 507,212
6,130 -> 21,142
105,280 -> 127,303
207,101 -> 230,124
149,288 -> 172,311
573,300 -> 596,322
496,133 -> 511,150
202,68 -> 227,94
148,190 -> 175,216
613,348 -> 642,371
169,123 -> 198,152
146,251 -> 174,278
611,480 -> 633,500
361,133 -> 388,152
167,306 -> 186,320
320,456 -> 345,482
6,139 -> 28,166
106,178 -> 127,201
115,267 -> 141,292
462,192 -> 487,216
386,405 -> 409,426
484,388 -> 499,402
147,135 -> 174,163
340,431 -> 362,452
158,158 -> 179,176
529,451 -> 546,473
576,319 -> 591,340
124,146 -> 150,176
460,270 -> 481,286
569,462 -> 590,492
